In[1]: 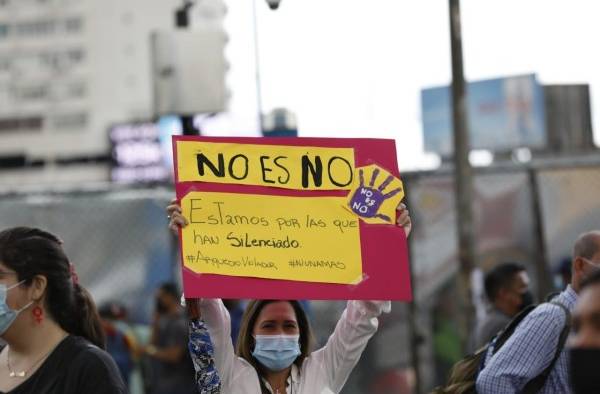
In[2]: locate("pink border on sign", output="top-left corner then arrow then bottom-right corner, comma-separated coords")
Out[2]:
174,136 -> 412,301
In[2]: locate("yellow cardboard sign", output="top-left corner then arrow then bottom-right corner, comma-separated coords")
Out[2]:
176,141 -> 355,190
181,191 -> 363,284
346,164 -> 405,224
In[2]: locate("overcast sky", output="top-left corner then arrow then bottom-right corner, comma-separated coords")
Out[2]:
200,0 -> 600,170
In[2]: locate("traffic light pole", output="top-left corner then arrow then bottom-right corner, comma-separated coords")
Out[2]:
449,0 -> 476,353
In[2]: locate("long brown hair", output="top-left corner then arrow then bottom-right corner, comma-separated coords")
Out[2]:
0,227 -> 106,349
236,300 -> 314,391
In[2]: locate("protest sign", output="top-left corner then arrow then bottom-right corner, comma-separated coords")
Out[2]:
174,136 -> 411,300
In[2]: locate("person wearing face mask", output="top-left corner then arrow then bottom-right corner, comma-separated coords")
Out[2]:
569,268 -> 600,393
473,262 -> 534,348
143,282 -> 196,394
168,199 -> 412,394
477,230 -> 600,394
0,227 -> 127,394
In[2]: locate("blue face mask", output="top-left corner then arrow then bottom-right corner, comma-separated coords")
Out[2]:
0,280 -> 32,336
252,334 -> 301,372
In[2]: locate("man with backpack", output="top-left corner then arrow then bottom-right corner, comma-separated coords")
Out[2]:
476,230 -> 600,393
474,262 -> 534,349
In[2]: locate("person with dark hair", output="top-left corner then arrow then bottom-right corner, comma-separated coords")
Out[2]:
158,282 -> 180,302
144,282 -> 196,394
0,227 -> 127,394
569,269 -> 600,393
477,230 -> 600,394
168,199 -> 412,393
473,262 -> 533,348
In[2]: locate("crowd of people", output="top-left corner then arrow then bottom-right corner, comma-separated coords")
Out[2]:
0,200 -> 599,393
474,231 -> 600,394
434,231 -> 600,394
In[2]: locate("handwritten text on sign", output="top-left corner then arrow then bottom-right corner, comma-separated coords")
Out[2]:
181,191 -> 363,284
177,141 -> 355,190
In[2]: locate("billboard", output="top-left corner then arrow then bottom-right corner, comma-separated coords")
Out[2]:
109,116 -> 182,183
421,74 -> 547,156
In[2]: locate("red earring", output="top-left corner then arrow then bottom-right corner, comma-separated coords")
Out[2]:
32,306 -> 44,324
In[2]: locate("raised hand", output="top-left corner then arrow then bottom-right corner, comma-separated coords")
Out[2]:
396,203 -> 411,237
167,198 -> 188,235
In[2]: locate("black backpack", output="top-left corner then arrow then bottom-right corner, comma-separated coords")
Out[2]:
431,301 -> 571,394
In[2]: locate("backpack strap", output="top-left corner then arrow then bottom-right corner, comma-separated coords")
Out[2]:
521,301 -> 571,394
476,305 -> 538,380
491,304 -> 538,355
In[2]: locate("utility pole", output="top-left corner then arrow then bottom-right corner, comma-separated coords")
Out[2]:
449,0 -> 476,353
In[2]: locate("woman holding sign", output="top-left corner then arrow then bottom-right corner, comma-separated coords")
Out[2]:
169,200 -> 411,394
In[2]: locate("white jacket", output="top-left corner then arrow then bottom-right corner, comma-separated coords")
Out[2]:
199,299 -> 391,394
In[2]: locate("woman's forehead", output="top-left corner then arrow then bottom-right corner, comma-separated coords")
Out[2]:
257,301 -> 297,321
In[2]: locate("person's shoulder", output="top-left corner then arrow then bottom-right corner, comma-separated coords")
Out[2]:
516,302 -> 568,332
69,336 -> 108,357
555,286 -> 578,310
485,309 -> 511,324
68,337 -> 122,374
477,312 -> 510,343
528,302 -> 568,319
66,337 -> 126,392
234,356 -> 262,379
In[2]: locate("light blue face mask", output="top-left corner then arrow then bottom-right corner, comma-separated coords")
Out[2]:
0,280 -> 32,336
252,334 -> 301,372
